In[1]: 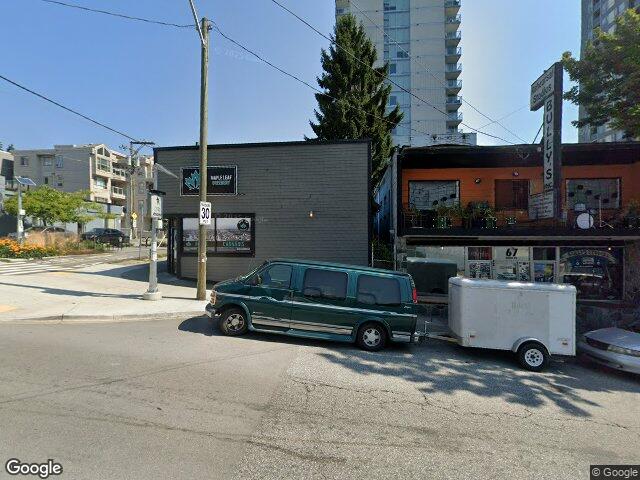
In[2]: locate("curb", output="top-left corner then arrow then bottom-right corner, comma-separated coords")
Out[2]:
0,311 -> 206,325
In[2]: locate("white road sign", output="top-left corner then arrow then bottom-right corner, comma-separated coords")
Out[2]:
150,194 -> 163,219
530,65 -> 555,111
199,201 -> 212,225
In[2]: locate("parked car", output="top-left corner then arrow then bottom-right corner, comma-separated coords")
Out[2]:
81,228 -> 129,246
206,259 -> 420,351
578,325 -> 640,374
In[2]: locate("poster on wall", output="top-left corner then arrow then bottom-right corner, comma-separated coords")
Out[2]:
534,263 -> 555,283
216,216 -> 252,253
468,261 -> 491,279
181,166 -> 237,196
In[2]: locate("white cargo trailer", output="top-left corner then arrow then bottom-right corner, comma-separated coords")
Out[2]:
444,277 -> 577,371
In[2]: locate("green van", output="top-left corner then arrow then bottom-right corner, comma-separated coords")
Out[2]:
205,259 -> 420,351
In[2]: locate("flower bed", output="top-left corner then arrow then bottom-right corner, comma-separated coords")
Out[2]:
0,238 -> 57,259
0,237 -> 106,259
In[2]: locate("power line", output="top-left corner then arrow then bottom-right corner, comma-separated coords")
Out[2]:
210,22 -> 457,141
478,105 -> 528,130
0,74 -> 145,143
346,0 -> 528,144
37,0 -> 195,28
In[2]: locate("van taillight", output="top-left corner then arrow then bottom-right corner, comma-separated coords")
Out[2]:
412,288 -> 418,303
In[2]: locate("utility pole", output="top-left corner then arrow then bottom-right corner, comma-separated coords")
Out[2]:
188,0 -> 211,300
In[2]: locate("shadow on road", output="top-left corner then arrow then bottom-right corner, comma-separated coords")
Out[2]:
177,318 -> 640,418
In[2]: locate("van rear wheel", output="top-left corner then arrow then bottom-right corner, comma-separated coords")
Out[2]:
517,341 -> 549,372
356,322 -> 387,352
218,308 -> 248,336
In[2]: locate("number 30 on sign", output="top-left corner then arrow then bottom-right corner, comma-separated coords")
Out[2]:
199,201 -> 212,226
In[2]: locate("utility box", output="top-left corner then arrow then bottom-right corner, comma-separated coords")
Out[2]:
406,257 -> 457,296
448,277 -> 576,357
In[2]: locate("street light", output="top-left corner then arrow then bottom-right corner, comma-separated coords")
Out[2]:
14,176 -> 36,245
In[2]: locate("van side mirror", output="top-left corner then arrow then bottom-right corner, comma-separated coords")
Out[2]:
303,287 -> 322,298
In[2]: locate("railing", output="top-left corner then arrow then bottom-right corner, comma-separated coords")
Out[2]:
446,15 -> 462,23
446,96 -> 462,105
445,31 -> 462,40
447,112 -> 463,121
400,207 -> 633,235
446,80 -> 462,88
445,0 -> 461,8
446,63 -> 463,72
446,47 -> 462,56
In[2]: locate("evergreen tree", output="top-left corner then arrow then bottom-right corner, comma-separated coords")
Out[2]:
309,14 -> 402,184
562,9 -> 640,139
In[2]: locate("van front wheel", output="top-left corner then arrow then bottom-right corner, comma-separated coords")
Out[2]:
219,308 -> 248,336
356,323 -> 387,352
517,341 -> 549,372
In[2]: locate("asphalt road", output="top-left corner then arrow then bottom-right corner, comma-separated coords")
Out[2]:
0,318 -> 639,480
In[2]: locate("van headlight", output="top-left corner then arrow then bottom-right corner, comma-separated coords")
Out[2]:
210,289 -> 217,305
607,345 -> 640,357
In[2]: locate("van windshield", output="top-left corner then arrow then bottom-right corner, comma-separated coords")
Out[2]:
239,262 -> 268,281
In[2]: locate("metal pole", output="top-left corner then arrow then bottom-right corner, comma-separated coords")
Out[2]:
196,16 -> 210,301
143,166 -> 162,301
17,183 -> 23,245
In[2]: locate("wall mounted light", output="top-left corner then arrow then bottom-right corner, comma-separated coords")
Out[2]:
474,178 -> 481,184
513,171 -> 520,177
309,210 -> 315,219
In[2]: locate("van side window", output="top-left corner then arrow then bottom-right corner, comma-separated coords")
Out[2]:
357,275 -> 401,306
259,264 -> 292,289
303,269 -> 348,300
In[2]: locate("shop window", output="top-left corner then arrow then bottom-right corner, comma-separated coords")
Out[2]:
533,247 -> 557,283
357,275 -> 401,305
495,180 -> 529,210
493,247 -> 530,281
182,214 -> 254,256
560,247 -> 623,301
303,269 -> 347,300
409,180 -> 459,211
566,178 -> 620,211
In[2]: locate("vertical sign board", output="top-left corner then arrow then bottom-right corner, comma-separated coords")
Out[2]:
150,194 -> 162,219
531,62 -> 563,219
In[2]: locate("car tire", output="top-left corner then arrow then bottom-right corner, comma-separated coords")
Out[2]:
517,341 -> 550,372
218,308 -> 248,336
356,322 -> 387,352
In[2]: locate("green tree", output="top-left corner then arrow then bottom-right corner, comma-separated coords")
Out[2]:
562,9 -> 640,139
308,14 -> 402,184
3,187 -> 96,226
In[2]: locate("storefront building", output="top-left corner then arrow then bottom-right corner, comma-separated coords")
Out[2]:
155,140 -> 371,282
383,142 -> 640,332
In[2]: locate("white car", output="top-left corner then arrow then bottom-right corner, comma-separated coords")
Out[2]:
578,326 -> 640,374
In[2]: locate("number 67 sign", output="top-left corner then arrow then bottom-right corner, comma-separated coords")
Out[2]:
199,201 -> 212,226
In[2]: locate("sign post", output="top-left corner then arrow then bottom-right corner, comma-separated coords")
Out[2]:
531,62 -> 563,219
143,183 -> 165,301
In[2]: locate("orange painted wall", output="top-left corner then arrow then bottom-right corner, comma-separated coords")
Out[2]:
402,162 -> 640,210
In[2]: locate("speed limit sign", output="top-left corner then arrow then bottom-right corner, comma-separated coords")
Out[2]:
199,201 -> 212,225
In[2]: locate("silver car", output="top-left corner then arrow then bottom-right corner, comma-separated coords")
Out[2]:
578,325 -> 640,374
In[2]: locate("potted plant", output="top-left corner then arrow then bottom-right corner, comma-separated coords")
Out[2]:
435,204 -> 452,229
622,200 -> 640,229
449,203 -> 465,228
483,206 -> 498,229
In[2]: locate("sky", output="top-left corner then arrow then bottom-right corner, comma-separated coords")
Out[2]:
0,0 -> 582,153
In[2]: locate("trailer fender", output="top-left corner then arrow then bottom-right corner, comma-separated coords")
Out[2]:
512,337 -> 548,354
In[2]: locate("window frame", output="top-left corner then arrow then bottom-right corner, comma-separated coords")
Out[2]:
302,268 -> 348,301
494,179 -> 530,210
180,213 -> 255,257
356,274 -> 402,306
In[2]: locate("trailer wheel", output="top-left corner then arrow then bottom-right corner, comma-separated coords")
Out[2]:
517,341 -> 549,372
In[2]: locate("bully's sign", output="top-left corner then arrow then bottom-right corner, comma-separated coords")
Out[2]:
181,165 -> 237,196
531,62 -> 563,219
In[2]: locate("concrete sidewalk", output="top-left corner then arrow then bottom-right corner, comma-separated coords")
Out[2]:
0,260 -> 208,323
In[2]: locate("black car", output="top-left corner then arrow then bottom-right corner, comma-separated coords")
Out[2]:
81,228 -> 129,246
